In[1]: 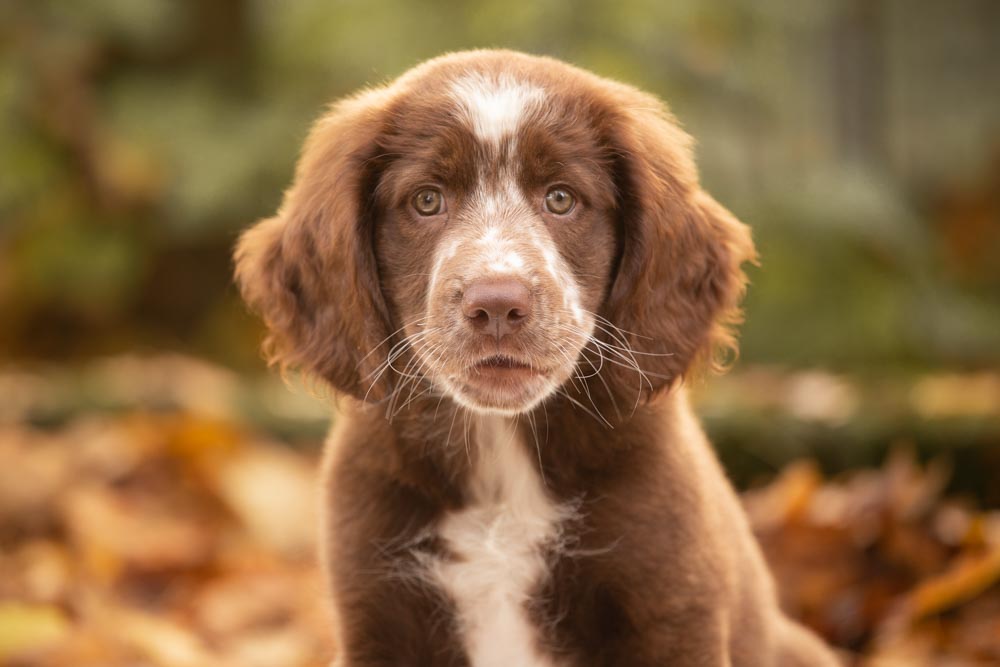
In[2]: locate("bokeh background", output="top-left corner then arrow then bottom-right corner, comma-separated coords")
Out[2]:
1,1 -> 999,665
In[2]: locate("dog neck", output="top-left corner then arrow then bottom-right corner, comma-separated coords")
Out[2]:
343,379 -> 690,505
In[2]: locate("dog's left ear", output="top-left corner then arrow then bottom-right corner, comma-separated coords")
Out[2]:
602,88 -> 757,401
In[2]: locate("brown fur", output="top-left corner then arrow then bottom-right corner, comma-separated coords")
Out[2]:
235,50 -> 840,666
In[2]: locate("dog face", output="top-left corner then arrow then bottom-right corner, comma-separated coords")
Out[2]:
373,72 -> 620,413
235,51 -> 755,415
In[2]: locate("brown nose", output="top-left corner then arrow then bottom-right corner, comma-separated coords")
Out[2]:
462,278 -> 532,339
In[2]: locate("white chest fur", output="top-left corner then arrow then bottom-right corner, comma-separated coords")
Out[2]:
429,415 -> 566,667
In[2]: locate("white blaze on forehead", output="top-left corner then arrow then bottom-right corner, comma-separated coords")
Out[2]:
450,73 -> 545,144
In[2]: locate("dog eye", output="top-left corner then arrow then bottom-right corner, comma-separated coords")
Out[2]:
544,187 -> 575,215
412,188 -> 445,216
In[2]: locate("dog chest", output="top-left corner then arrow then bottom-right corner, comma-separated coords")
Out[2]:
428,415 -> 566,667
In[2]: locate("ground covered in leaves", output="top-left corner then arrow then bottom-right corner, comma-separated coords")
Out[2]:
1,360 -> 999,666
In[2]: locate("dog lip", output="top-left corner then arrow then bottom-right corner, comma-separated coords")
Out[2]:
465,355 -> 550,386
473,354 -> 536,371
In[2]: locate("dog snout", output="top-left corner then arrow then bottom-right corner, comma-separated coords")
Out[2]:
461,277 -> 532,339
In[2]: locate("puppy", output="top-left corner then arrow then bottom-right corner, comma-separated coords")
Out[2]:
235,50 -> 840,667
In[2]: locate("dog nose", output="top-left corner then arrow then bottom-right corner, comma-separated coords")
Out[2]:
462,278 -> 532,339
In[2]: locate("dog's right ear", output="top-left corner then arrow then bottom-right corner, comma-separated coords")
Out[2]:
234,89 -> 395,400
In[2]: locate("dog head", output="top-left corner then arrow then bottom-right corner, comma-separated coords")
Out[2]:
235,50 -> 755,415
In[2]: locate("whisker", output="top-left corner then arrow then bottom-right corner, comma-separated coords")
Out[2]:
582,343 -> 623,420
362,327 -> 439,404
445,397 -> 463,457
590,322 -> 674,357
357,316 -> 431,369
527,410 -> 547,488
390,342 -> 447,419
556,387 -> 613,428
585,310 -> 653,341
463,409 -> 472,465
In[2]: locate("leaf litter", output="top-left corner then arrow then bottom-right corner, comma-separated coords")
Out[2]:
0,391 -> 997,665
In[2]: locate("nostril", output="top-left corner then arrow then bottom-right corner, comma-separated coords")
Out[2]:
470,309 -> 490,328
508,307 -> 528,323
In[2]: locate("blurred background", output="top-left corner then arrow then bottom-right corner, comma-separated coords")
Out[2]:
1,1 -> 998,665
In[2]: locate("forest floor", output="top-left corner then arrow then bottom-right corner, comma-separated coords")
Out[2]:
1,356 -> 998,666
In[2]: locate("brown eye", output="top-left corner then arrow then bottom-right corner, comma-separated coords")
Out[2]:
412,188 -> 444,216
544,187 -> 575,215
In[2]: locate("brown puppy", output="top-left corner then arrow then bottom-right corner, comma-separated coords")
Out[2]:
235,50 -> 840,667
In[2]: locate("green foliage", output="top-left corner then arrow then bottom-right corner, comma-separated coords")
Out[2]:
0,0 -> 997,370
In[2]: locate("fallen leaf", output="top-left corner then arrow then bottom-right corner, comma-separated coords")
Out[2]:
213,442 -> 317,557
0,602 -> 71,662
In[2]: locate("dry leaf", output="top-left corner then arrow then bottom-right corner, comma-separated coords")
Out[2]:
908,547 -> 1000,621
0,602 -> 71,662
61,486 -> 214,583
213,443 -> 317,557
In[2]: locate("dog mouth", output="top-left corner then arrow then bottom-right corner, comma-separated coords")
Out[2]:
474,354 -> 535,372
449,354 -> 552,413
468,354 -> 546,381
465,353 -> 550,384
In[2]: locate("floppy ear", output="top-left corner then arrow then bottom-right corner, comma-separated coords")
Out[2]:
234,90 -> 394,400
602,90 -> 757,401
